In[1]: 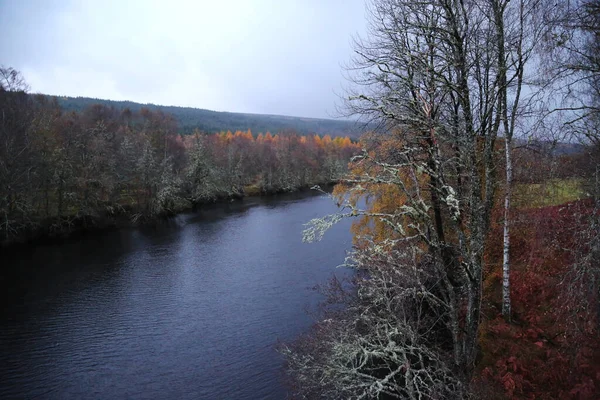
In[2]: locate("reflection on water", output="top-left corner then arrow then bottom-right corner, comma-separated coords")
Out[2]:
0,192 -> 352,399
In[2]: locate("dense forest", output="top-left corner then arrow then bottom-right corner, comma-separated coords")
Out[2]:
53,96 -> 362,137
0,76 -> 360,245
282,0 -> 600,399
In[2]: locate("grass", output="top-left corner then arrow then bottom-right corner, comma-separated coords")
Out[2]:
513,178 -> 588,208
243,184 -> 263,196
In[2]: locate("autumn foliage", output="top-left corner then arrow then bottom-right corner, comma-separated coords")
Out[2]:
333,131 -> 427,246
333,133 -> 600,399
475,197 -> 600,399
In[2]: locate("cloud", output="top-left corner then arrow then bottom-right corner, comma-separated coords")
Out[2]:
0,0 -> 366,118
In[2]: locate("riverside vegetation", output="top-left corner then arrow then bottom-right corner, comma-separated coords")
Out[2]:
282,0 -> 600,399
0,73 -> 360,245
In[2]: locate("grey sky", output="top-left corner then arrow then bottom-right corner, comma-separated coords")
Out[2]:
0,0 -> 367,119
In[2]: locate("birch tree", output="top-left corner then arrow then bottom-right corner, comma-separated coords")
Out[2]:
495,0 -> 547,320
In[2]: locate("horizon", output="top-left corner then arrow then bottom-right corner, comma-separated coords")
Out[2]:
0,0 -> 367,120
48,93 -> 357,122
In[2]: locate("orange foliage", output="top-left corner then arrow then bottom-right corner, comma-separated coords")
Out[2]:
335,134 -> 427,246
314,134 -> 323,148
185,131 -> 359,156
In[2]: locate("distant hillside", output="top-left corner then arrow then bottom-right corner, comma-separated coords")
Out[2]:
514,138 -> 588,155
50,96 -> 362,138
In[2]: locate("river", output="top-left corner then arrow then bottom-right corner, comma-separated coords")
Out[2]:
0,192 -> 353,399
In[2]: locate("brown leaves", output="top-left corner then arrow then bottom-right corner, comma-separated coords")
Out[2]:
478,200 -> 600,399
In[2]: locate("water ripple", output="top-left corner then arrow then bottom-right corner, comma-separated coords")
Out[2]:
0,193 -> 352,399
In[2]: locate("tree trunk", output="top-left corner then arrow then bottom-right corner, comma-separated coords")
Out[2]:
503,138 -> 513,320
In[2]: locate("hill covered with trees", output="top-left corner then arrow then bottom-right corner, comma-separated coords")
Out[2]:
51,95 -> 362,137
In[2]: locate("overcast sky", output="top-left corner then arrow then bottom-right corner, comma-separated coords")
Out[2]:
0,0 -> 367,119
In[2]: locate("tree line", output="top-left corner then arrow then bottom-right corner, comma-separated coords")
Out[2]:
54,96 -> 362,137
0,71 -> 360,244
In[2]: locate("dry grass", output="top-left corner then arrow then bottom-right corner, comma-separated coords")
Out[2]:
513,178 -> 588,208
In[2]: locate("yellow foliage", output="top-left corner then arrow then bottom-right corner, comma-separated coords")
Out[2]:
336,134 -> 428,246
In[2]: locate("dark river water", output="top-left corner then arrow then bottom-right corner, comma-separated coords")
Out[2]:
0,192 -> 353,399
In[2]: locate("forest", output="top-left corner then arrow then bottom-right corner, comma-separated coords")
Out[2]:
282,0 -> 600,399
0,80 -> 360,245
53,95 -> 361,137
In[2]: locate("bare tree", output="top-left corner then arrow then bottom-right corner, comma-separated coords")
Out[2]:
283,240 -> 467,399
284,0 -> 545,396
495,0 -> 549,320
542,0 -> 600,142
0,66 -> 30,92
0,69 -> 35,238
544,0 -> 600,331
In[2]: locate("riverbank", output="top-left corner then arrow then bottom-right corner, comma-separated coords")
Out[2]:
1,183 -> 336,248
